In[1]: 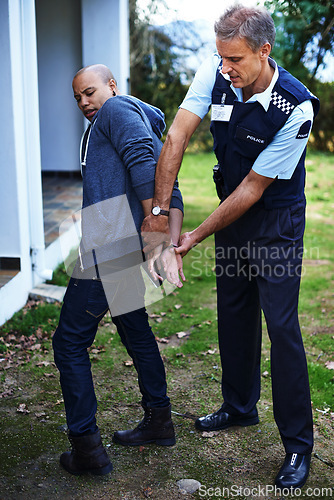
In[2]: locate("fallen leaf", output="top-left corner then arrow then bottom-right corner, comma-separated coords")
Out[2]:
174,304 -> 182,309
176,331 -> 188,339
201,431 -> 219,438
17,403 -> 30,414
44,372 -> 55,378
35,412 -> 46,418
6,334 -> 16,342
0,389 -> 14,398
143,487 -> 153,497
201,348 -> 217,356
325,361 -> 334,370
156,337 -> 169,344
90,349 -> 100,354
207,349 -> 217,355
124,360 -> 134,366
29,343 -> 41,351
35,327 -> 44,339
36,361 -> 53,367
262,370 -> 270,378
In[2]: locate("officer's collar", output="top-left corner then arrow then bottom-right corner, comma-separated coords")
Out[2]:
226,58 -> 278,111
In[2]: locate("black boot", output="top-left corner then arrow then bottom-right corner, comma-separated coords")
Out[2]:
60,429 -> 113,475
112,404 -> 176,446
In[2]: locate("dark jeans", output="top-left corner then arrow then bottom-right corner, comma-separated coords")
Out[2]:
52,276 -> 169,436
215,201 -> 313,454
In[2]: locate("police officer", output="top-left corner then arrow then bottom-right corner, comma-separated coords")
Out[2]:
141,4 -> 319,490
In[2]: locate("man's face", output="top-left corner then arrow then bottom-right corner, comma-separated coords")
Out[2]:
72,71 -> 115,122
216,36 -> 269,90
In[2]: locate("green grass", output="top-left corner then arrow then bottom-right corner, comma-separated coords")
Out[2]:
0,302 -> 61,337
0,151 -> 333,497
1,151 -> 333,414
171,151 -> 334,411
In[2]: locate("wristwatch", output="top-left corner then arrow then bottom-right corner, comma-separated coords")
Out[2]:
151,206 -> 169,216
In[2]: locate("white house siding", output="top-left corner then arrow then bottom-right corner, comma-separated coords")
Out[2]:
81,0 -> 130,94
36,0 -> 83,172
0,0 -> 129,326
0,0 -> 43,326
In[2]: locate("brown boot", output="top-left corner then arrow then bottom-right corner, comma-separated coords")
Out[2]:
112,404 -> 176,446
60,429 -> 113,475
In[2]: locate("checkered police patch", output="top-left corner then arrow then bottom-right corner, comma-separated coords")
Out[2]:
270,91 -> 295,115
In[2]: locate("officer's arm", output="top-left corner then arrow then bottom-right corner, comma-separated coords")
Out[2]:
153,108 -> 201,210
176,170 -> 275,257
141,109 -> 201,247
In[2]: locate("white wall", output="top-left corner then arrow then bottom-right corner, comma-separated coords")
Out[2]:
35,0 -> 83,171
0,0 -> 42,325
0,0 -> 21,257
81,0 -> 130,94
0,0 -> 130,325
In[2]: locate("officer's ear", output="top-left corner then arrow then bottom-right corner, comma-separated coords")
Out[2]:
260,43 -> 271,59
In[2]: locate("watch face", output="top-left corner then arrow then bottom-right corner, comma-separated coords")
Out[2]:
152,206 -> 160,215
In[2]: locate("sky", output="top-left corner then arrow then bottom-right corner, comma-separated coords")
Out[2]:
138,0 -> 333,82
140,0 -> 265,26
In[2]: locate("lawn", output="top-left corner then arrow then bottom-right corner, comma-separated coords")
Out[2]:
0,151 -> 333,499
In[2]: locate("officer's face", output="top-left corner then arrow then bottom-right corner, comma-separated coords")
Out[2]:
73,71 -> 116,122
216,36 -> 270,92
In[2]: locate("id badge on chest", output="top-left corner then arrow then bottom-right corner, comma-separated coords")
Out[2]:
211,104 -> 233,122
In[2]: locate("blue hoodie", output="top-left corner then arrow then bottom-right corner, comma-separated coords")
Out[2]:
82,95 -> 182,218
79,95 -> 183,268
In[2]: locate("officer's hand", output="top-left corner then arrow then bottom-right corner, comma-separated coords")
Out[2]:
174,232 -> 197,258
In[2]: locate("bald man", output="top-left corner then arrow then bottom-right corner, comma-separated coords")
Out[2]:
52,65 -> 184,476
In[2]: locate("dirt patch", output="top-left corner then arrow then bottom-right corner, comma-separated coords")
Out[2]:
1,355 -> 334,500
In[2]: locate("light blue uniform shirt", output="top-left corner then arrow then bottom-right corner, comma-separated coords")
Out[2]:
181,54 -> 314,180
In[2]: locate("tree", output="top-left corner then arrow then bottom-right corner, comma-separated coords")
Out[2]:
129,0 -> 213,150
265,0 -> 334,81
265,0 -> 334,151
129,0 -> 190,130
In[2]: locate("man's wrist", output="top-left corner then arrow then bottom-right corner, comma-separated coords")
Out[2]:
151,206 -> 170,216
189,229 -> 201,248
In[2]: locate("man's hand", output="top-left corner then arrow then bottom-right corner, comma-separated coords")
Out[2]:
147,244 -> 186,288
174,232 -> 198,258
141,213 -> 171,253
160,246 -> 185,288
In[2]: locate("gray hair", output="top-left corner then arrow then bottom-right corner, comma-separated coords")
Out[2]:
214,4 -> 276,52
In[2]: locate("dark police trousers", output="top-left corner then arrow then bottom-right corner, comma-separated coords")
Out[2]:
215,200 -> 313,454
52,274 -> 169,436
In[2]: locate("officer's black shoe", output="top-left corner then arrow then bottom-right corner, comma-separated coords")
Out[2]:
195,404 -> 259,431
275,453 -> 311,490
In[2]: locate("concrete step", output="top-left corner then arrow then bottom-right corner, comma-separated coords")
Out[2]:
29,283 -> 66,303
